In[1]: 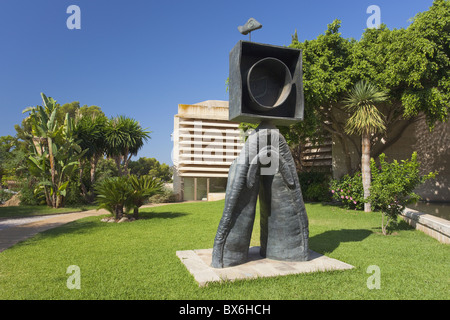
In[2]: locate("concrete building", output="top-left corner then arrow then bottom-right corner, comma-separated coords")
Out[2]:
172,101 -> 244,201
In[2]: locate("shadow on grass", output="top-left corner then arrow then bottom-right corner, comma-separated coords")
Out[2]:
309,229 -> 372,254
138,211 -> 188,220
9,211 -> 189,249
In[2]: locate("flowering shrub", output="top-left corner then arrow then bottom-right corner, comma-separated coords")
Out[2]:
329,172 -> 364,210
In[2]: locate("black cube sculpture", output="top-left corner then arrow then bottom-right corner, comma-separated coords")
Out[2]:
228,41 -> 304,126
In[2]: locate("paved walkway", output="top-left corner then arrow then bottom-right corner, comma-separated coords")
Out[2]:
0,202 -> 186,253
0,209 -> 108,253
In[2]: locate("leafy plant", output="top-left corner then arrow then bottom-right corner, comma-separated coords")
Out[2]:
330,172 -> 364,210
95,176 -> 132,220
95,175 -> 164,220
126,175 -> 164,219
369,152 -> 437,235
22,93 -> 86,208
148,187 -> 177,204
105,116 -> 151,176
298,171 -> 331,202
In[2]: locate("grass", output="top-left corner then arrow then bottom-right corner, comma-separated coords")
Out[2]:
0,205 -> 96,219
0,200 -> 448,300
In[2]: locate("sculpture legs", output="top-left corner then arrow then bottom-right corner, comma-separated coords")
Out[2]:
259,142 -> 309,261
211,124 -> 309,268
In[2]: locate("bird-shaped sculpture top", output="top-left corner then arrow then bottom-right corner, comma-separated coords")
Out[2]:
238,18 -> 262,40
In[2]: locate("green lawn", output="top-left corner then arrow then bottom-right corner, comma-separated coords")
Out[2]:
0,205 -> 96,219
0,200 -> 448,300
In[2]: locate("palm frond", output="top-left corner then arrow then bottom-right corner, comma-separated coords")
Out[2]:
344,80 -> 387,135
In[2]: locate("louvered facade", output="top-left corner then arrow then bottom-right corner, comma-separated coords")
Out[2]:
172,101 -> 244,201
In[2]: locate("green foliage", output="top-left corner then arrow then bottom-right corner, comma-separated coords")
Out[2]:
22,93 -> 86,208
369,152 -> 437,235
95,176 -> 132,219
126,174 -> 164,218
148,187 -> 176,204
343,80 -> 387,135
105,115 -> 151,176
0,189 -> 14,204
330,152 -> 438,233
298,171 -> 331,202
18,178 -> 42,206
95,174 -> 164,219
287,1 -> 450,173
128,157 -> 172,182
330,172 -> 364,210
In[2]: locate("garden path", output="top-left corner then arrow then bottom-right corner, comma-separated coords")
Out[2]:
0,202 -> 182,253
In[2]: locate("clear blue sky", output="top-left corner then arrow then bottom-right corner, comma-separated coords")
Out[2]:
0,0 -> 434,165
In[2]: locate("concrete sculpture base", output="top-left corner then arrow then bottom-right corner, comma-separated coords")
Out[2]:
177,247 -> 354,287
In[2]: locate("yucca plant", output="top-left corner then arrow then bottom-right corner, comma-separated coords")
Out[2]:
126,175 -> 164,219
105,116 -> 151,176
343,80 -> 388,212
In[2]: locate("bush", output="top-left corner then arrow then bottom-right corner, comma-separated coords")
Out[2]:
95,175 -> 165,220
18,178 -> 42,206
0,189 -> 14,204
148,187 -> 176,204
298,171 -> 332,202
330,172 -> 364,210
369,152 -> 437,235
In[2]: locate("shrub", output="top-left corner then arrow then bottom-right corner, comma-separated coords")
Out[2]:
0,189 -> 14,204
298,171 -> 332,202
95,175 -> 165,220
148,187 -> 176,204
330,172 -> 364,210
95,176 -> 132,220
18,178 -> 42,205
369,152 -> 437,235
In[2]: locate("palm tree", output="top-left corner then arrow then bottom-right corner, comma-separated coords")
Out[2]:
105,116 -> 151,176
73,113 -> 108,201
343,80 -> 387,212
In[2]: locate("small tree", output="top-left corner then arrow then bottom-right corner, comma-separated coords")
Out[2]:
369,152 -> 437,235
343,80 -> 387,212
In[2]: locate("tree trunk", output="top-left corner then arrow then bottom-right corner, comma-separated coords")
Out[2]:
115,205 -> 124,220
47,137 -> 57,208
361,132 -> 371,212
114,156 -> 123,177
90,155 -> 100,185
79,159 -> 88,198
133,207 -> 139,220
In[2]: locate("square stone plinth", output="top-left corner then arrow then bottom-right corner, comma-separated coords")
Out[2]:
176,246 -> 354,287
